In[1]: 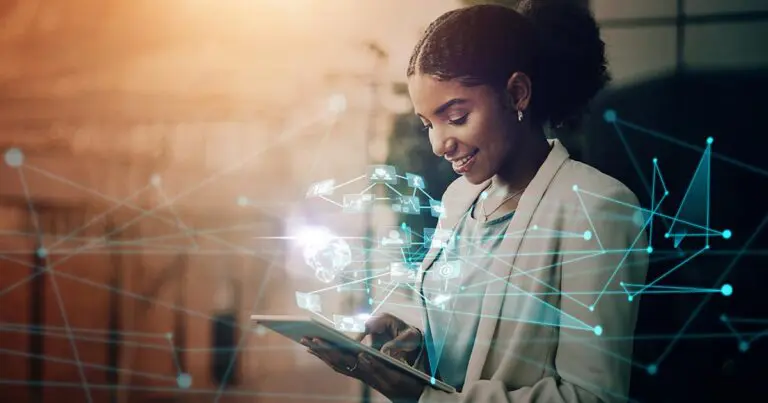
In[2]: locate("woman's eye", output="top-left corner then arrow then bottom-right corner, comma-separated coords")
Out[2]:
448,115 -> 468,125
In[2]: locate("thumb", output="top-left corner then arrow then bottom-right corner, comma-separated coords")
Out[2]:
380,330 -> 421,358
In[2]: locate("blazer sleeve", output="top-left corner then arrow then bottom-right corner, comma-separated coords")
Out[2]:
418,185 -> 650,403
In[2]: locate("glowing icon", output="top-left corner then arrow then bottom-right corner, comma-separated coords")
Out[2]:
432,293 -> 451,309
389,262 -> 419,283
343,194 -> 374,213
406,173 -> 425,189
392,196 -> 420,215
295,291 -> 322,313
425,228 -> 455,249
429,200 -> 446,218
435,260 -> 461,280
299,227 -> 352,283
306,179 -> 335,198
333,315 -> 366,332
379,226 -> 411,248
367,165 -> 398,185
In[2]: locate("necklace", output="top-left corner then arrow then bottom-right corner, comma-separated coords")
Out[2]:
478,183 -> 525,222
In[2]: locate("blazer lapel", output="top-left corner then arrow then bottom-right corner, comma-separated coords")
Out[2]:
463,139 -> 571,382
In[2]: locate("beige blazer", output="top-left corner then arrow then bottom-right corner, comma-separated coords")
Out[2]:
389,139 -> 649,403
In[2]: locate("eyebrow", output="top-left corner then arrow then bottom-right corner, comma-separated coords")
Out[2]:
417,98 -> 468,118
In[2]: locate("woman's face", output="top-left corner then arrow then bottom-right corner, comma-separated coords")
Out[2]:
407,74 -> 518,185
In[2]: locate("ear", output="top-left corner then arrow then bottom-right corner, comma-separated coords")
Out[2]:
505,71 -> 532,112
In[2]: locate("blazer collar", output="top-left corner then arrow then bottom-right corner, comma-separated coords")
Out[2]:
417,138 -> 571,381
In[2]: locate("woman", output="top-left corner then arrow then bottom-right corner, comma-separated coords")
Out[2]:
302,2 -> 649,402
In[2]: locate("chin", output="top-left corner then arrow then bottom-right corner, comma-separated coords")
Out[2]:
463,171 -> 491,185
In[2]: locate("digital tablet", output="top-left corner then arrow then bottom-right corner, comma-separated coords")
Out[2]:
250,314 -> 455,394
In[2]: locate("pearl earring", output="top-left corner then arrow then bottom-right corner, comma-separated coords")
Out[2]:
517,110 -> 524,122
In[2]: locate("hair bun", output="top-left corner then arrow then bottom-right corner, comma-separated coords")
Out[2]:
517,0 -> 610,130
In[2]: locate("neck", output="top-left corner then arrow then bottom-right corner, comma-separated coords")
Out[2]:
491,126 -> 551,193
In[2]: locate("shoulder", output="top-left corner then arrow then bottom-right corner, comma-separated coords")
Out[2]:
548,159 -> 640,210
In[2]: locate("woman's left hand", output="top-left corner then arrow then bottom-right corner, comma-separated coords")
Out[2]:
300,337 -> 425,403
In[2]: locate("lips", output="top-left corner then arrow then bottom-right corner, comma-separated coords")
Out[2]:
450,149 -> 479,174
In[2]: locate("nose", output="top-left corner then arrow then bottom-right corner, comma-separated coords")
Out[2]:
431,133 -> 457,157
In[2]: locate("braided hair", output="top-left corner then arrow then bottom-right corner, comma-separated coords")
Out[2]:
407,0 -> 610,131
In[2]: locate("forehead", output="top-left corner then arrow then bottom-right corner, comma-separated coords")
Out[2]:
408,74 -> 484,116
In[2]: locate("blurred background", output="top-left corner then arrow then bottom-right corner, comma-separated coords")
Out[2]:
0,0 -> 766,402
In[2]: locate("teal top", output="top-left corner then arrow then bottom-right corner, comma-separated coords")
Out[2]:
423,203 -> 515,390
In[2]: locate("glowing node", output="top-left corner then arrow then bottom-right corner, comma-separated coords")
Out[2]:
479,191 -> 488,200
368,298 -> 373,305
593,326 -> 603,336
572,184 -> 578,191
628,295 -> 633,302
36,247 -> 48,258
603,109 -> 617,123
652,157 -> 658,164
328,93 -> 347,114
532,224 -> 538,230
150,174 -> 162,187
176,373 -> 192,389
583,230 -> 592,241
165,332 -> 173,340
738,341 -> 750,352
647,246 -> 654,254
647,364 -> 658,375
664,190 -> 669,196
664,233 -> 670,238
706,137 -> 714,145
237,196 -> 249,207
4,148 -> 24,167
430,376 -> 436,385
720,284 -> 733,297
588,305 -> 595,312
299,227 -> 352,284
722,229 -> 732,239
719,314 -> 727,322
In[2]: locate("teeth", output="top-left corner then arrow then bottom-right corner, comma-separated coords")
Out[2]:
455,151 -> 476,165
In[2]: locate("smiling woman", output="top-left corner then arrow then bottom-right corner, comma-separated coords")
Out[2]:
305,1 -> 649,403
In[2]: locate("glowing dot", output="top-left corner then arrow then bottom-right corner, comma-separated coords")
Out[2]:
328,93 -> 347,114
588,305 -> 595,312
532,224 -> 539,230
583,230 -> 592,240
664,191 -> 669,196
237,196 -> 248,207
479,191 -> 488,200
430,376 -> 436,385
603,109 -> 617,123
647,364 -> 658,375
628,295 -> 633,302
4,148 -> 23,167
619,281 -> 624,286
150,174 -> 161,187
719,314 -> 727,322
647,246 -> 654,254
664,233 -> 670,238
706,137 -> 713,145
36,247 -> 48,258
652,157 -> 658,164
572,184 -> 579,191
368,298 -> 373,305
165,332 -> 173,340
593,326 -> 603,336
722,230 -> 732,239
739,341 -> 750,352
176,373 -> 192,389
720,284 -> 733,297
460,286 -> 466,291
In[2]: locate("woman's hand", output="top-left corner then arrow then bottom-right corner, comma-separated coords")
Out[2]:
359,313 -> 424,366
300,336 -> 425,403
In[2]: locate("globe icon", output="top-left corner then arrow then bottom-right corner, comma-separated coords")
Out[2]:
301,231 -> 352,283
